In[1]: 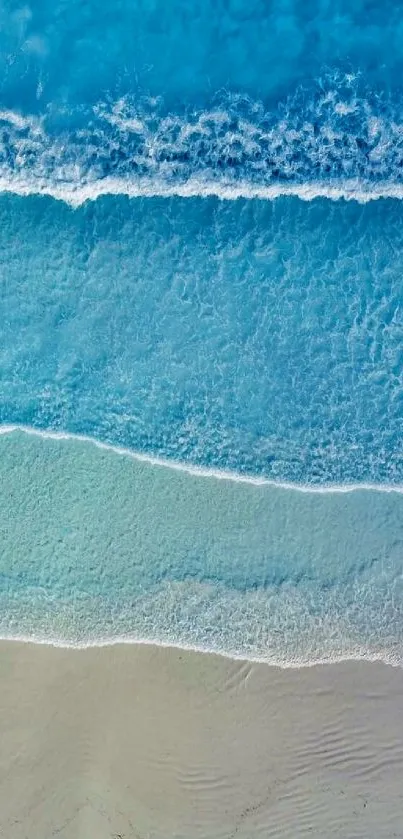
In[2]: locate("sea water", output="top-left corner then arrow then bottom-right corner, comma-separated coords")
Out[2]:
2,2 -> 403,202
1,429 -> 403,665
0,0 -> 403,663
2,193 -> 403,485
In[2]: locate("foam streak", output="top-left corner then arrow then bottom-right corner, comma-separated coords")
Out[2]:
1,423 -> 403,494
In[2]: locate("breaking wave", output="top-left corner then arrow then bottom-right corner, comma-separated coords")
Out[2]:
2,74 -> 403,205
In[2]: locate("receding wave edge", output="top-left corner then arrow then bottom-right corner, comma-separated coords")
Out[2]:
2,424 -> 403,668
2,423 -> 403,494
0,632 -> 400,670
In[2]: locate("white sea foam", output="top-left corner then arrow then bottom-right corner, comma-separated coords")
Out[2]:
2,422 -> 403,494
2,423 -> 403,668
0,630 -> 401,669
2,75 -> 403,206
1,173 -> 403,206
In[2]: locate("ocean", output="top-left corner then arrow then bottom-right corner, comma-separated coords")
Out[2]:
0,0 -> 403,665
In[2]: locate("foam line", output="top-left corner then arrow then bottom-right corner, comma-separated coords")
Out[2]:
3,73 -> 403,206
1,176 -> 403,206
2,423 -> 403,668
0,631 -> 400,669
2,423 -> 403,495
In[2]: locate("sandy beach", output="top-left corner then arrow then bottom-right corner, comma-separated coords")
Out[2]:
0,642 -> 402,838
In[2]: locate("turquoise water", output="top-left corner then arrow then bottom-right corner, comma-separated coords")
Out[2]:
1,0 -> 403,661
1,429 -> 402,665
1,193 -> 403,485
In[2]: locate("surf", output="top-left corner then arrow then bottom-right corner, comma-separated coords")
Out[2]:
2,74 -> 403,206
1,427 -> 403,667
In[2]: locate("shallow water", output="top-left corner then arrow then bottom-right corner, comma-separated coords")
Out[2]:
0,429 -> 402,665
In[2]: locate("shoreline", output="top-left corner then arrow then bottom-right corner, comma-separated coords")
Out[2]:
1,428 -> 403,669
0,633 -> 402,670
1,640 -> 402,838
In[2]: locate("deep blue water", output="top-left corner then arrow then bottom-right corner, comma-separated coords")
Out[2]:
1,1 -> 403,201
2,0 -> 403,112
1,0 -> 403,659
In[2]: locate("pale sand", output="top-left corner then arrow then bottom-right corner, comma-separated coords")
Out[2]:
0,642 -> 402,838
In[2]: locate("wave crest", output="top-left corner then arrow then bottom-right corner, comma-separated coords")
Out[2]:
1,73 -> 403,204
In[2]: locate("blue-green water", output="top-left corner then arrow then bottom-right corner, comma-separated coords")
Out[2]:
1,429 -> 402,665
1,0 -> 403,662
1,193 -> 403,485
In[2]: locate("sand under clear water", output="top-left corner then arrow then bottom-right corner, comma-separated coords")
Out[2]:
1,427 -> 403,666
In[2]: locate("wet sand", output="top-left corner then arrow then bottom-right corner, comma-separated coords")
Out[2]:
0,641 -> 402,838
